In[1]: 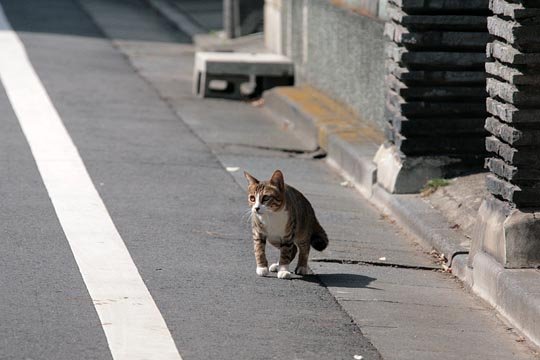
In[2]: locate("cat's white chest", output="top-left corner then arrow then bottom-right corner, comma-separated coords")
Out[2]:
258,210 -> 289,246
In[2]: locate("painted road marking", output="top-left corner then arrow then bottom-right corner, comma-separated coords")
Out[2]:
0,5 -> 182,360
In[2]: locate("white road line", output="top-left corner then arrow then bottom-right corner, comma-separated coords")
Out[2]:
0,6 -> 182,360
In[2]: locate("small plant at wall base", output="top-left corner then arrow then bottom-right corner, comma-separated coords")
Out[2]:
421,178 -> 451,197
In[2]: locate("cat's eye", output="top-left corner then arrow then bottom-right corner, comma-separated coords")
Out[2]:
249,195 -> 255,202
262,195 -> 270,202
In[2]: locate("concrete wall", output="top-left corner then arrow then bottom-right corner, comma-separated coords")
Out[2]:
264,0 -> 282,54
279,0 -> 386,131
334,0 -> 388,19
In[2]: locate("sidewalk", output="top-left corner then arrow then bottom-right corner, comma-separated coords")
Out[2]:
82,1 -> 538,358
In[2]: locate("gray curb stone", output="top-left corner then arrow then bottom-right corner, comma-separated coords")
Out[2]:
453,252 -> 540,348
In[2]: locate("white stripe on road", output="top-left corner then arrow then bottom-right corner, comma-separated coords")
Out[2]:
0,6 -> 182,360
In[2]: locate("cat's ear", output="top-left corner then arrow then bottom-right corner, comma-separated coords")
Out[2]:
244,171 -> 260,186
270,170 -> 285,191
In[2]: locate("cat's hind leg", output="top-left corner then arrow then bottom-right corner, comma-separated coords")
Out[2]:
295,242 -> 313,275
270,243 -> 296,272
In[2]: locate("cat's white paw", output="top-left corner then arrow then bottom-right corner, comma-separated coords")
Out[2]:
256,267 -> 269,277
269,263 -> 279,272
277,270 -> 292,279
295,266 -> 313,276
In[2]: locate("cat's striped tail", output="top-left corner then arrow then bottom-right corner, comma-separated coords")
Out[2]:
310,222 -> 329,251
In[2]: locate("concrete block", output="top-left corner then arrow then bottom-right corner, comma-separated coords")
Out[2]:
486,60 -> 540,85
485,174 -> 520,203
486,174 -> 540,206
471,195 -> 540,267
488,16 -> 540,51
486,97 -> 540,123
486,77 -> 540,105
487,40 -> 540,64
486,157 -> 517,180
486,157 -> 540,182
486,136 -> 514,163
194,52 -> 294,76
485,116 -> 540,146
485,116 -> 522,144
373,143 -> 459,193
486,136 -> 540,165
192,52 -> 294,99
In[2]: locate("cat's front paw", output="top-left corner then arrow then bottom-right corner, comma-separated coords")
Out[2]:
269,263 -> 279,272
256,267 -> 269,277
277,270 -> 292,279
295,266 -> 313,276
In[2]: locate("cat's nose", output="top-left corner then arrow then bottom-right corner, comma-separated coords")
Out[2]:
254,206 -> 260,213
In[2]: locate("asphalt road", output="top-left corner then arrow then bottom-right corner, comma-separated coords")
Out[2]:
0,1 -> 538,360
0,0 -> 380,359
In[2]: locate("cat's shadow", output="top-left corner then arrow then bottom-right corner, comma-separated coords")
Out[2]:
297,273 -> 380,290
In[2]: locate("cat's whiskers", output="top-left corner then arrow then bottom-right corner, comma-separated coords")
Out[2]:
241,208 -> 253,224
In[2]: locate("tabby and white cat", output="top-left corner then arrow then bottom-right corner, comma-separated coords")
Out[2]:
244,170 -> 328,279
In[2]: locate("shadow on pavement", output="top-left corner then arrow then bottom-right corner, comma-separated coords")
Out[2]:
299,273 -> 380,290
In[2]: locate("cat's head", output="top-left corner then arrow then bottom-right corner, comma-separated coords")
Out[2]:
244,170 -> 285,215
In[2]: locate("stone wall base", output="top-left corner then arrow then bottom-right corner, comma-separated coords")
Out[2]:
373,143 -> 460,194
470,195 -> 540,268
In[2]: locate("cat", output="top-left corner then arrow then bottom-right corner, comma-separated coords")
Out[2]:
244,169 -> 328,279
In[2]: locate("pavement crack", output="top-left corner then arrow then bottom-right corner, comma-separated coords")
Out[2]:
312,258 -> 441,271
338,298 -> 402,305
213,143 -> 327,159
338,298 -> 482,311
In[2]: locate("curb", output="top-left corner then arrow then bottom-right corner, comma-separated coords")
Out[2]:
456,252 -> 540,349
263,85 -> 382,198
263,84 -> 540,350
369,185 -> 470,267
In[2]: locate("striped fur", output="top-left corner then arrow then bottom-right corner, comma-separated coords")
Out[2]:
244,170 -> 328,278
